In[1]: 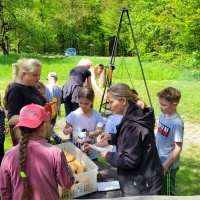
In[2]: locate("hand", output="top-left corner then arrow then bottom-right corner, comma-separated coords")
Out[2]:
63,126 -> 73,135
92,129 -> 103,137
81,143 -> 92,151
100,133 -> 111,142
163,163 -> 168,172
100,151 -> 107,158
4,127 -> 9,135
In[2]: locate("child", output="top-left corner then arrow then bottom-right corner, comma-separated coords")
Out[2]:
0,94 -> 9,165
36,82 -> 62,144
156,87 -> 184,196
63,87 -> 105,161
46,72 -> 62,123
85,64 -> 105,96
0,104 -> 74,200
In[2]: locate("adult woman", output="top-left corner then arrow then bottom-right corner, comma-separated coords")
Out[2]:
6,58 -> 46,145
100,83 -> 164,196
62,58 -> 92,116
88,64 -> 105,96
0,104 -> 74,200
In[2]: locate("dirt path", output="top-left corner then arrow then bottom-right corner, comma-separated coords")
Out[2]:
54,118 -> 200,151
182,121 -> 200,151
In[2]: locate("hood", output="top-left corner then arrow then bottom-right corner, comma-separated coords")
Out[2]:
124,102 -> 155,131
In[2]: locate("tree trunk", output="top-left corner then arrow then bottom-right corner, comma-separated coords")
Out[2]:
0,42 -> 9,55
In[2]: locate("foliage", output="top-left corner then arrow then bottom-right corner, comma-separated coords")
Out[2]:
0,0 -> 200,68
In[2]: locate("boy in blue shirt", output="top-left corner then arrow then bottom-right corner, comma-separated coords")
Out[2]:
156,87 -> 184,195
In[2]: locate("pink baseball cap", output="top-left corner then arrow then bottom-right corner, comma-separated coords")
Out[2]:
14,104 -> 48,129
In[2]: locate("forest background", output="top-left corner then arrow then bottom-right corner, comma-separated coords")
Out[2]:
0,0 -> 200,197
0,0 -> 200,76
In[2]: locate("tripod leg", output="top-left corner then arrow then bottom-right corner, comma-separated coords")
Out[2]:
99,9 -> 126,112
125,9 -> 153,107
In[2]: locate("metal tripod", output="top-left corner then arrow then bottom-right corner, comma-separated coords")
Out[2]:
99,8 -> 152,113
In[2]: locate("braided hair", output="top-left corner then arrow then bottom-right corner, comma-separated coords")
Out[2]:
18,127 -> 38,200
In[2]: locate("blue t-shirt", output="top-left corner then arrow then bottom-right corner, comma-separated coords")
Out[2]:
156,114 -> 184,169
46,85 -> 62,112
105,114 -> 123,152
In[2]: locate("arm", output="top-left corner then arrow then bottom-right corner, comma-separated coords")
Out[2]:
57,97 -> 61,116
63,122 -> 73,135
91,76 -> 103,96
8,115 -> 19,125
82,140 -> 108,151
163,142 -> 183,172
86,76 -> 92,88
56,151 -> 74,188
7,86 -> 22,125
103,125 -> 142,169
0,160 -> 12,199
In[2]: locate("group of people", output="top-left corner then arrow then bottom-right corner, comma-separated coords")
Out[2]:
0,57 -> 184,199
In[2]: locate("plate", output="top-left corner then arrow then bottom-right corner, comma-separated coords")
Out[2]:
97,181 -> 120,191
89,145 -> 111,152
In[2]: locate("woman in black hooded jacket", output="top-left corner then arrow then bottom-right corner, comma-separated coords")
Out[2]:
100,83 -> 164,196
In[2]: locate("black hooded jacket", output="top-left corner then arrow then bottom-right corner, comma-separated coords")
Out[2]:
105,102 -> 164,196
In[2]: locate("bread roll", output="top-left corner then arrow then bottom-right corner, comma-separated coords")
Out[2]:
76,165 -> 84,174
63,151 -> 84,174
72,159 -> 81,167
64,152 -> 75,162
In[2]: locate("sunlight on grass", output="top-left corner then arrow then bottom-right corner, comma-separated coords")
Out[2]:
176,144 -> 200,195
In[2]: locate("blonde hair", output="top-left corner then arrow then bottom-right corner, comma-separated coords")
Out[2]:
77,58 -> 92,67
107,83 -> 134,104
12,58 -> 42,80
93,64 -> 104,78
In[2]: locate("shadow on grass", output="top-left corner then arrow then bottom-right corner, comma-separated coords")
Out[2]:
176,144 -> 200,196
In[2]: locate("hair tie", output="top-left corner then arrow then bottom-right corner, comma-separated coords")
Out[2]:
20,171 -> 26,178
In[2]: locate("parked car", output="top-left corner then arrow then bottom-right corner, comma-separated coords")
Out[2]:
64,48 -> 77,56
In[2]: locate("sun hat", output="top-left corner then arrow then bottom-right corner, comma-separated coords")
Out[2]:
47,72 -> 58,80
14,104 -> 48,129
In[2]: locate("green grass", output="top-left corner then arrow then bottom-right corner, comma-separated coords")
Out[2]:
1,54 -> 200,196
176,144 -> 200,195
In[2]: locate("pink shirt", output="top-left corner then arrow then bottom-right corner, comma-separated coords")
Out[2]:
0,136 -> 74,200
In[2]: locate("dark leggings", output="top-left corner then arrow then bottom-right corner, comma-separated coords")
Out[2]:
0,144 -> 4,165
64,102 -> 79,117
164,167 -> 179,195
